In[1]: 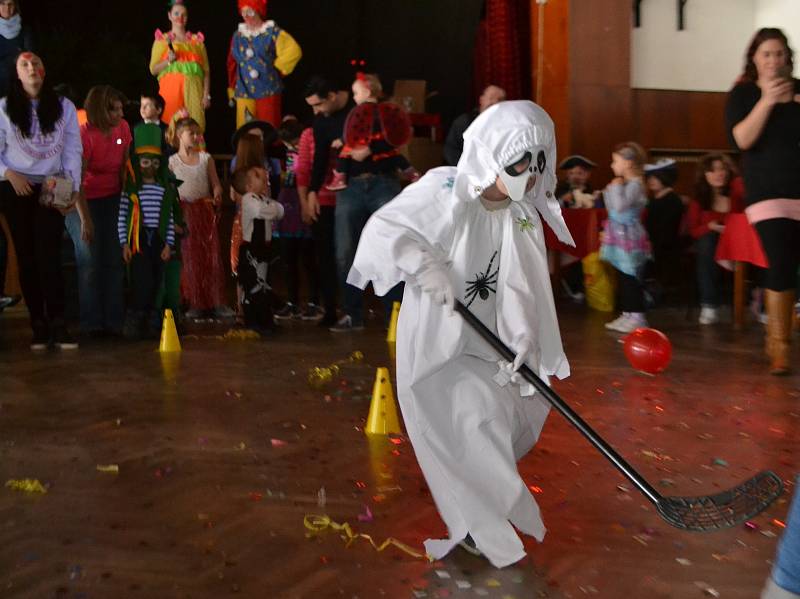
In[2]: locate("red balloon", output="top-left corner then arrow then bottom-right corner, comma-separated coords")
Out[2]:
623,328 -> 673,374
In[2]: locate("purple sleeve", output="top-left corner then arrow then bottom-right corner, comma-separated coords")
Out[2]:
61,99 -> 83,191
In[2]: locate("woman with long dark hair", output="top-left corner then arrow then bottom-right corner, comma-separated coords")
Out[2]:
686,154 -> 743,325
0,51 -> 88,349
0,0 -> 32,311
726,28 -> 800,374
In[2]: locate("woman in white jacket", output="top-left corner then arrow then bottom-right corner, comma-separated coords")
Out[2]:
347,101 -> 574,567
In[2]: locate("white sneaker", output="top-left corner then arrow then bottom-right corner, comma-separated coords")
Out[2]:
605,314 -> 629,331
612,313 -> 647,333
214,305 -> 236,318
329,314 -> 364,333
698,305 -> 719,325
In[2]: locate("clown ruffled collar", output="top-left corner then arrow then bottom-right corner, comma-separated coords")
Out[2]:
237,20 -> 275,38
154,29 -> 205,43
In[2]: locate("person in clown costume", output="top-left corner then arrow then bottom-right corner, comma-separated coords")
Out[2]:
348,101 -> 574,567
118,124 -> 180,339
149,0 -> 210,132
227,0 -> 302,128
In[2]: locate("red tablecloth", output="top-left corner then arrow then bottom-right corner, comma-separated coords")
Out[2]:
409,113 -> 443,142
714,213 -> 769,270
544,208 -> 607,259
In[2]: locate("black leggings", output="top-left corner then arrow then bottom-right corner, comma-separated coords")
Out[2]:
0,223 -> 7,295
617,269 -> 645,312
0,181 -> 65,325
312,205 -> 337,317
280,236 -> 318,305
754,218 -> 800,292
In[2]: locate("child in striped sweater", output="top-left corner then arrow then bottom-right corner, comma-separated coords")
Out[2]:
119,124 -> 178,339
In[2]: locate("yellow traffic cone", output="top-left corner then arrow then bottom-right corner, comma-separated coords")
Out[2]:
159,309 -> 181,353
386,301 -> 401,343
365,367 -> 402,436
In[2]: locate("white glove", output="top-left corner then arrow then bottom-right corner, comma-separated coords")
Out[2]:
511,337 -> 535,372
416,263 -> 455,314
493,337 -> 537,397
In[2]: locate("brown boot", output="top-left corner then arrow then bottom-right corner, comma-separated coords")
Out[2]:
764,289 -> 795,376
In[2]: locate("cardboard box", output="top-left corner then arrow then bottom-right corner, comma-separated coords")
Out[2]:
392,80 -> 427,113
405,136 -> 444,174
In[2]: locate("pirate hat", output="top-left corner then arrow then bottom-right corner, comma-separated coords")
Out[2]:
558,155 -> 596,170
231,119 -> 277,151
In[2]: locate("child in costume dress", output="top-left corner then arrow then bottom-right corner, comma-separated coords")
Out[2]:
274,117 -> 322,321
231,165 -> 284,333
119,124 -> 178,339
348,101 -> 575,568
168,117 -> 231,318
600,142 -> 652,333
327,73 -> 418,191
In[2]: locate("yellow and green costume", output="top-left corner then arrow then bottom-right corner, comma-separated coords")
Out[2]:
150,29 -> 209,131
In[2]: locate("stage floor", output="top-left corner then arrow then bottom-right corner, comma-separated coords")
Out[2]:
0,303 -> 797,598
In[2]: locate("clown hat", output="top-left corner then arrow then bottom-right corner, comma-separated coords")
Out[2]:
134,124 -> 163,156
238,0 -> 267,17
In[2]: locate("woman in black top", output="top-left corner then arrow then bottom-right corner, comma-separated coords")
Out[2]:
726,28 -> 800,375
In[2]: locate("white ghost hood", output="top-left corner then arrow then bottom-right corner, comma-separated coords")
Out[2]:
454,100 -> 575,246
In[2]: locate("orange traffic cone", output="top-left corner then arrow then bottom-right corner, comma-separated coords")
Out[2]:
159,309 -> 181,353
365,367 -> 402,436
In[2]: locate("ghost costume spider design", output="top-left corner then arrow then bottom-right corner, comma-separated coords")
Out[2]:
348,101 -> 575,568
464,251 -> 499,307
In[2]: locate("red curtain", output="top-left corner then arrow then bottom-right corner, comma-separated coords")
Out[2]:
472,0 -> 530,101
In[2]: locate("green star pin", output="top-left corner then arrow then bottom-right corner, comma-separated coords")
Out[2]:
516,217 -> 535,233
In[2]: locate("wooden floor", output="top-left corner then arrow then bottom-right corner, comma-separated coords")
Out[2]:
0,302 -> 797,599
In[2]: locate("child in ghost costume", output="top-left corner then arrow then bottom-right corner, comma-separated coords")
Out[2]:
347,100 -> 575,568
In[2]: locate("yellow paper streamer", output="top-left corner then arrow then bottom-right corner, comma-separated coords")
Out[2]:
5,478 -> 47,494
304,514 -> 429,561
223,329 -> 262,340
96,464 -> 120,474
308,351 -> 365,388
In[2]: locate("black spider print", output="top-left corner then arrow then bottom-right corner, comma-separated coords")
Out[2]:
464,251 -> 499,307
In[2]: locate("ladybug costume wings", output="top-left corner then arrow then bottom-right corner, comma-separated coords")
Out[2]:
344,102 -> 412,149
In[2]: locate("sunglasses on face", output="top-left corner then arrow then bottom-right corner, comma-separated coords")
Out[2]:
139,158 -> 161,168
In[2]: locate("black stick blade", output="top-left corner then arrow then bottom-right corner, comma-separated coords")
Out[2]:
655,471 -> 784,532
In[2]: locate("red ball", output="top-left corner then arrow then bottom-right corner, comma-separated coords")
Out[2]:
623,328 -> 673,374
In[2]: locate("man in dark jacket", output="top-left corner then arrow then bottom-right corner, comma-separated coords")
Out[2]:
443,84 -> 506,166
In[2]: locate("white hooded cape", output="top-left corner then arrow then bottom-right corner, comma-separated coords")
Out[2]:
348,101 -> 575,568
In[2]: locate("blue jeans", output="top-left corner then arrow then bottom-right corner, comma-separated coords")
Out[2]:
335,175 -> 402,324
65,195 -> 124,333
695,232 -> 722,306
772,477 -> 800,594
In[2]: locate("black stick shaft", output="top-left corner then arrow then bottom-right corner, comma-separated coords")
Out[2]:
454,300 -> 663,505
